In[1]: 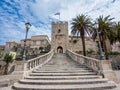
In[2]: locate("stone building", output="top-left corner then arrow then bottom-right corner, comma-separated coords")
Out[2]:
112,41 -> 120,52
4,41 -> 18,54
51,21 -> 97,53
0,45 -> 5,51
30,35 -> 50,49
20,35 -> 50,49
20,39 -> 31,47
0,45 -> 5,55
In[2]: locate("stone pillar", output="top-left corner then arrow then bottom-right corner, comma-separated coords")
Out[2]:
99,60 -> 119,83
11,61 -> 28,83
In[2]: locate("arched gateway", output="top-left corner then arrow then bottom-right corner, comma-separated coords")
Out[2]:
51,22 -> 68,53
57,46 -> 63,53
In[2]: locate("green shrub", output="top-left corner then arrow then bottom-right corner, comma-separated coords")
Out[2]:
87,49 -> 95,54
108,51 -> 120,55
73,40 -> 78,44
3,54 -> 14,74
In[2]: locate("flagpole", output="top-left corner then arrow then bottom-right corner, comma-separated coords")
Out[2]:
54,12 -> 60,22
59,14 -> 60,21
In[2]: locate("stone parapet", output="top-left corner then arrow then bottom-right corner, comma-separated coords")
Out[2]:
99,60 -> 119,83
10,50 -> 54,84
66,50 -> 119,83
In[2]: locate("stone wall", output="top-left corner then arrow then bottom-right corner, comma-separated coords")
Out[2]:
68,36 -> 98,53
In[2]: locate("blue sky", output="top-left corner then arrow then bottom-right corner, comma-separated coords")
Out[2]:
0,0 -> 120,45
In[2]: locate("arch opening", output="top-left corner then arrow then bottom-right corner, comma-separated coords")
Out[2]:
57,46 -> 63,53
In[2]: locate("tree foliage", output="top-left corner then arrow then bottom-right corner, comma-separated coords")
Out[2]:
92,15 -> 115,59
3,54 -> 14,74
71,14 -> 93,56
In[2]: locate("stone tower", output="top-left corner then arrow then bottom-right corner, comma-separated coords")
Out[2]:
51,21 -> 68,53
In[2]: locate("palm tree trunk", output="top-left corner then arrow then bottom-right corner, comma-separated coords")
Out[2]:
81,33 -> 86,56
102,35 -> 109,59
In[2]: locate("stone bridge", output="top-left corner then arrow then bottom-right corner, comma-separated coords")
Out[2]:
1,50 -> 119,90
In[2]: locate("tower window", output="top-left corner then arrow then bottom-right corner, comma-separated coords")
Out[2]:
58,29 -> 61,33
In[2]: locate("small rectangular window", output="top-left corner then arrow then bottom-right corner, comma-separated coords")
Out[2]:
40,40 -> 44,45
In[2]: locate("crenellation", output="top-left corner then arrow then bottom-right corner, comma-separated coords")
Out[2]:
52,21 -> 68,25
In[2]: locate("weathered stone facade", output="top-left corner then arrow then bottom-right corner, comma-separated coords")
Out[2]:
51,21 -> 97,53
112,41 -> 120,52
51,22 -> 68,53
20,35 -> 50,49
4,41 -> 18,54
30,35 -> 50,49
20,39 -> 31,47
68,36 -> 97,53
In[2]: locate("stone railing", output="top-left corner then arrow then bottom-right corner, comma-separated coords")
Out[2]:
66,50 -> 101,73
66,50 -> 119,83
10,49 -> 54,83
26,50 -> 54,70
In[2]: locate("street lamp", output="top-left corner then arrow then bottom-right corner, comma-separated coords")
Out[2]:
96,29 -> 105,60
22,22 -> 31,60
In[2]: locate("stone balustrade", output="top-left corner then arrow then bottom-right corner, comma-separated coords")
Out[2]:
66,50 -> 101,73
11,49 -> 54,83
26,49 -> 54,70
66,50 -> 119,83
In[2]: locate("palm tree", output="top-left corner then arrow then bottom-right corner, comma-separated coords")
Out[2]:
107,28 -> 116,45
3,54 -> 13,74
114,22 -> 120,42
108,21 -> 120,50
93,15 -> 115,59
71,14 -> 93,56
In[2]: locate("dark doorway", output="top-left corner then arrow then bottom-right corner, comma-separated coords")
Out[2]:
57,46 -> 63,53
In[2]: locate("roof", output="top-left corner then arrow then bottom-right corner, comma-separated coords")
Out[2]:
6,41 -> 18,44
31,35 -> 48,37
0,45 -> 5,49
31,35 -> 50,43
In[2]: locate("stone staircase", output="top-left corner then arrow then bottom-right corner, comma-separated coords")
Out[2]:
13,54 -> 117,90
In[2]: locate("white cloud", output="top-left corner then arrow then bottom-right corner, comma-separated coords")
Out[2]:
0,0 -> 120,45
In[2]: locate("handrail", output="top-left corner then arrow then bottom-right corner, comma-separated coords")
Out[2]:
26,49 -> 54,70
66,50 -> 103,75
8,50 -> 54,84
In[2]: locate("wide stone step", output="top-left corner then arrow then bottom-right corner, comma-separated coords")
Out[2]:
39,68 -> 86,70
36,68 -> 90,71
43,64 -> 83,66
25,75 -> 102,80
19,78 -> 108,85
36,69 -> 90,72
43,65 -> 82,67
13,81 -> 116,90
39,67 -> 87,69
32,70 -> 92,73
29,72 -> 96,76
0,79 -> 9,88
